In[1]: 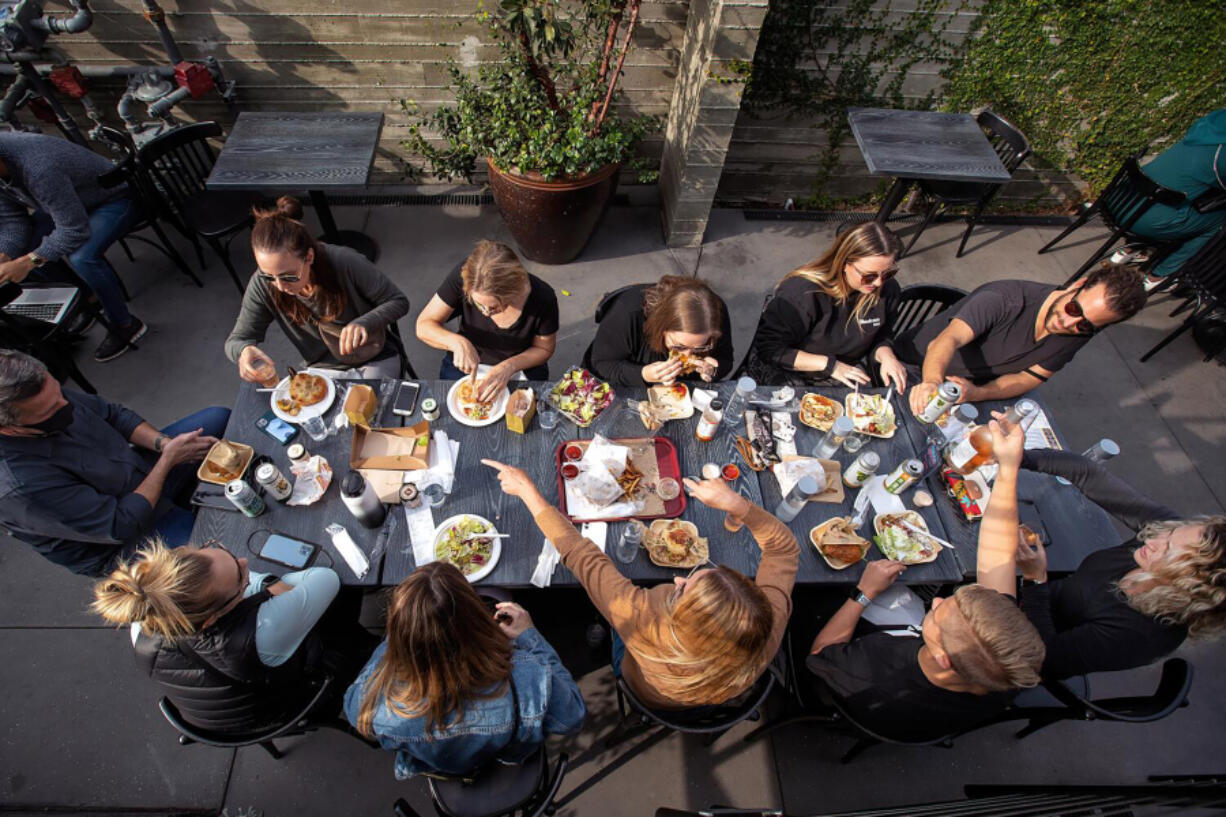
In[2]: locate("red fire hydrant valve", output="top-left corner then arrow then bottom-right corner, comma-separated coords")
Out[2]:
174,62 -> 215,98
49,65 -> 88,99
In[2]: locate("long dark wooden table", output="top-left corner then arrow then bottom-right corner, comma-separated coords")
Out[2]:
205,111 -> 384,261
897,391 -> 1121,576
847,107 -> 1012,224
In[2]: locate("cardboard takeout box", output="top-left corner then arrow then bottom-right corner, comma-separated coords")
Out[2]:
505,387 -> 536,434
350,421 -> 431,470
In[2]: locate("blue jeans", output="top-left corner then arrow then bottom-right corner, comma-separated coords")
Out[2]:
30,197 -> 140,327
439,352 -> 549,382
150,406 -> 232,546
610,629 -> 625,678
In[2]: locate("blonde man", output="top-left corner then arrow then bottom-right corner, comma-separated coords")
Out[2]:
807,418 -> 1044,742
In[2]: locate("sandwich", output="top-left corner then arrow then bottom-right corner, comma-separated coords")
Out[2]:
667,349 -> 700,375
810,517 -> 869,569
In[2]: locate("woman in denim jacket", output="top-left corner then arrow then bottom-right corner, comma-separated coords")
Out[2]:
344,561 -> 585,779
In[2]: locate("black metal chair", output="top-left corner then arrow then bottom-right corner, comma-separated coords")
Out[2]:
137,121 -> 261,294
1038,155 -> 1185,283
392,746 -> 569,817
94,126 -> 202,291
1005,658 -> 1193,740
883,284 -> 967,344
1140,226 -> 1226,362
157,674 -> 340,760
0,280 -> 102,393
901,110 -> 1032,258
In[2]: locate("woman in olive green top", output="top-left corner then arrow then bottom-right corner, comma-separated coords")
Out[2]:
225,196 -> 410,382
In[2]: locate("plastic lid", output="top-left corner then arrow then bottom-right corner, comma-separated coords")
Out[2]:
1099,439 -> 1121,456
737,376 -> 757,392
832,415 -> 855,432
860,451 -> 880,466
254,463 -> 275,478
956,404 -> 979,420
709,398 -> 725,411
797,475 -> 820,495
341,471 -> 365,497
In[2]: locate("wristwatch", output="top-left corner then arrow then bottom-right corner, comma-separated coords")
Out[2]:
26,252 -> 45,268
849,587 -> 872,608
153,434 -> 169,453
1020,577 -> 1047,588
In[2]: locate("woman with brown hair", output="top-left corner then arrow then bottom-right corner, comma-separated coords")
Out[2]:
415,240 -> 558,402
585,274 -> 735,387
344,561 -> 584,780
746,222 -> 908,389
225,196 -> 410,382
484,460 -> 798,709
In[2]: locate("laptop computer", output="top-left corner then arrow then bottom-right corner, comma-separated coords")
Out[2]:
1,286 -> 77,325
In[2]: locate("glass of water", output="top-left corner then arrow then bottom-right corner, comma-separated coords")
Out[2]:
302,414 -> 329,442
841,432 -> 865,455
421,476 -> 446,508
538,406 -> 560,430
614,520 -> 642,564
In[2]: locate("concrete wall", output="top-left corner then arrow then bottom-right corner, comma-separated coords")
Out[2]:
55,0 -> 690,185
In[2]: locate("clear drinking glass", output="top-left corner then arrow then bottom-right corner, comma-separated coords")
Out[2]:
250,357 -> 280,389
841,432 -> 865,455
614,521 -> 642,564
421,479 -> 446,509
538,406 -> 559,430
656,477 -> 680,501
302,414 -> 328,441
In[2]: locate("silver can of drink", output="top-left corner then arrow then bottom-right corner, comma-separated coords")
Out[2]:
843,450 -> 881,488
918,381 -> 962,424
883,459 -> 923,495
225,479 -> 265,517
255,463 -> 292,502
421,398 -> 440,422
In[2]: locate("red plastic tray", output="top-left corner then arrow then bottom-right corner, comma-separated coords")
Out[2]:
555,436 -> 686,523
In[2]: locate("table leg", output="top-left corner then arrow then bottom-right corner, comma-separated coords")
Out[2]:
308,189 -> 380,263
874,178 -> 911,224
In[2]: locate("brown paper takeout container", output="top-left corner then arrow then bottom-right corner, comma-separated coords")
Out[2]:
505,387 -> 536,434
350,421 -> 431,471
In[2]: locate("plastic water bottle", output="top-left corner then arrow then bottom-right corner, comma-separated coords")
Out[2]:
775,476 -> 819,523
723,376 -> 756,425
814,416 -> 854,459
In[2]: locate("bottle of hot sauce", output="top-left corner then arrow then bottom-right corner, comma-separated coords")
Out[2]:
944,400 -> 1036,476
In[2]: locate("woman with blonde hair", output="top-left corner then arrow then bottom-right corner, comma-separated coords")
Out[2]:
746,222 -> 908,389
585,274 -> 735,388
1013,448 -> 1226,679
344,561 -> 584,780
226,195 -> 410,383
484,460 -> 798,709
416,240 -> 558,402
92,540 -> 348,731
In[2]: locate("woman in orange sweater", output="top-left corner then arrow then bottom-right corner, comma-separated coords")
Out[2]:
483,460 -> 799,710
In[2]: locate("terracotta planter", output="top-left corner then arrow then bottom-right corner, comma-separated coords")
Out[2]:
486,159 -> 620,264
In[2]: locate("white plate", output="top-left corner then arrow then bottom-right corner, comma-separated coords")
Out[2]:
432,514 -> 501,583
270,368 -> 337,424
446,370 -> 510,427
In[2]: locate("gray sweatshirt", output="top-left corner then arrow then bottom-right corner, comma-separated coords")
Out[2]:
224,242 -> 410,367
0,132 -> 127,261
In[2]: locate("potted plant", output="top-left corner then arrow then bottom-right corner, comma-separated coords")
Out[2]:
403,0 -> 658,264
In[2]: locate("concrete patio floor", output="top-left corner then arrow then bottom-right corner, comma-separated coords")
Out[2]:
1,203 -> 1223,816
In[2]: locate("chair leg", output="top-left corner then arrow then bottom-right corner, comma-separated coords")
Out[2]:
1140,318 -> 1196,363
1014,717 -> 1059,740
1170,295 -> 1200,318
840,736 -> 878,764
1038,204 -> 1096,254
700,728 -> 728,747
206,235 -> 246,294
257,739 -> 284,760
147,221 -> 203,287
955,202 -> 989,258
900,199 -> 940,258
393,797 -> 424,817
118,237 -> 135,263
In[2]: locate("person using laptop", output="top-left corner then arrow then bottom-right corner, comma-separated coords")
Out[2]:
0,350 -> 229,576
0,132 -> 146,362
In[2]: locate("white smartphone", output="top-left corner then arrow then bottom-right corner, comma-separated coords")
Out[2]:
393,381 -> 421,416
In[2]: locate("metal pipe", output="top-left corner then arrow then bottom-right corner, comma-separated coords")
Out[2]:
0,64 -> 174,78
139,0 -> 183,65
35,0 -> 94,35
0,74 -> 30,123
116,90 -> 139,128
146,84 -> 189,118
16,62 -> 87,145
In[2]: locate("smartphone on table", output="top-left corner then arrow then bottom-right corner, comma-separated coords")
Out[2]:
393,381 -> 421,417
256,409 -> 298,445
257,533 -> 318,570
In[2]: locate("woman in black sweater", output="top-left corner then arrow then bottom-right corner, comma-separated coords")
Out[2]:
585,276 -> 735,388
745,223 -> 908,389
1015,449 -> 1226,679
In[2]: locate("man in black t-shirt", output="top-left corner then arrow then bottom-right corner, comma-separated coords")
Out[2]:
808,419 -> 1046,743
896,264 -> 1145,416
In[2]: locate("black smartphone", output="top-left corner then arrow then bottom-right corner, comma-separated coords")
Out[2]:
393,381 -> 421,417
258,534 -> 318,570
255,409 -> 298,445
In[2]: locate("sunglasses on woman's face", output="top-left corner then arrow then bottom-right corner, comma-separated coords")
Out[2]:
848,260 -> 899,285
1061,289 -> 1099,335
259,272 -> 301,284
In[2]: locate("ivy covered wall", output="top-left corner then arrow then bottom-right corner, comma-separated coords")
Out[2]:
716,0 -> 1226,209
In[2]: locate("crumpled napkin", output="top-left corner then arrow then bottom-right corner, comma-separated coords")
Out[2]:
288,455 -> 332,506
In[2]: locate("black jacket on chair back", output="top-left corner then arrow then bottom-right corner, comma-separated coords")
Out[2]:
133,590 -> 323,732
